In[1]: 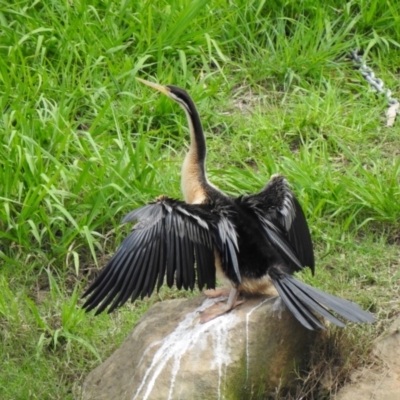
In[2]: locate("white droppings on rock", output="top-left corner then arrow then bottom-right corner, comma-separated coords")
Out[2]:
132,297 -> 240,400
245,298 -> 271,380
210,313 -> 237,400
271,296 -> 285,316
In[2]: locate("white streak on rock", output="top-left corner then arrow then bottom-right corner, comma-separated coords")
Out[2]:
272,296 -> 285,317
245,298 -> 270,380
210,315 -> 235,400
132,297 -> 240,400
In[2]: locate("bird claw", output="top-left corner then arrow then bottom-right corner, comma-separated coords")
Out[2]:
199,299 -> 245,323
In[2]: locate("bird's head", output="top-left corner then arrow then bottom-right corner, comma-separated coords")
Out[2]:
137,78 -> 194,115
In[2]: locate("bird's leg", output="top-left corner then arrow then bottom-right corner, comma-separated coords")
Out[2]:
203,287 -> 231,298
200,288 -> 245,323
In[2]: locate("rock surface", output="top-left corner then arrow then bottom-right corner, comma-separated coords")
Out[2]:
82,295 -> 317,400
335,315 -> 400,400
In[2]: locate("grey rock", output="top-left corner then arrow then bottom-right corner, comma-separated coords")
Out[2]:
82,295 -> 317,400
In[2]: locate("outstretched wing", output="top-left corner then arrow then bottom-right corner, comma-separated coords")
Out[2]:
82,196 -> 239,315
237,174 -> 314,273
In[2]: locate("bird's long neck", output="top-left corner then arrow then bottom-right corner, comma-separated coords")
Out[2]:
180,106 -> 209,204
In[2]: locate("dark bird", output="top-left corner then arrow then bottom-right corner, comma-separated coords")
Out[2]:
82,78 -> 374,330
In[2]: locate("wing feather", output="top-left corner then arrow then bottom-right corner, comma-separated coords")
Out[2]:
166,217 -> 176,287
237,174 -> 314,273
143,237 -> 160,296
112,250 -> 144,310
82,197 -> 219,314
156,233 -> 166,291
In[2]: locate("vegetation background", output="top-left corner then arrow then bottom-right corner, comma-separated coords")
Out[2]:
0,0 -> 399,398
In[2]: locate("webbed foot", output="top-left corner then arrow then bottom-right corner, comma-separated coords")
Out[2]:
200,288 -> 245,323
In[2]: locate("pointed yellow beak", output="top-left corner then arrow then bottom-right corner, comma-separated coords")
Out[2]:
136,78 -> 170,95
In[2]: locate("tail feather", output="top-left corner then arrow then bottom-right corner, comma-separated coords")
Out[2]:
286,276 -> 373,323
274,278 -> 325,330
282,277 -> 346,328
271,273 -> 375,330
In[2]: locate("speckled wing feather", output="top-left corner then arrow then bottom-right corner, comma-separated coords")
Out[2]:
238,174 -> 314,273
82,196 -> 240,315
212,204 -> 241,284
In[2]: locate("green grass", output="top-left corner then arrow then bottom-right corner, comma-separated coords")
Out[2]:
1,0 -> 400,398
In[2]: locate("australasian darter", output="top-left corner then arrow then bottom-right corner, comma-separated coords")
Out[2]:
82,78 -> 374,330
